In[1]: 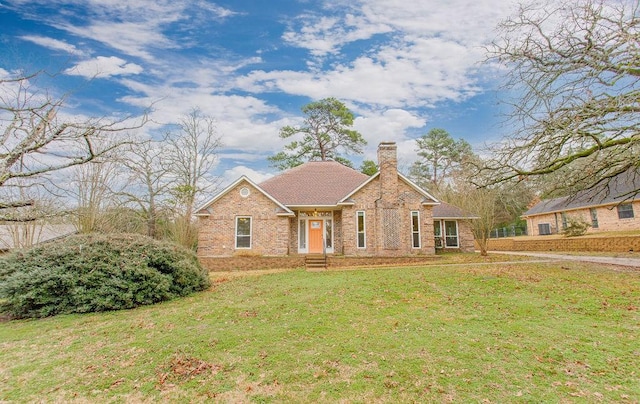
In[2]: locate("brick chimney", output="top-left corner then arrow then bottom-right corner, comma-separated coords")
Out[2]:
377,142 -> 398,202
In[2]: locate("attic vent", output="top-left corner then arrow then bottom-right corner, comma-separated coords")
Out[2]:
240,187 -> 250,198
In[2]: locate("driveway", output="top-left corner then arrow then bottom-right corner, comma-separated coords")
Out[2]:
490,251 -> 640,269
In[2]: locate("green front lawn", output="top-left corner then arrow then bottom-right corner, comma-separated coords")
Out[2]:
1,259 -> 638,402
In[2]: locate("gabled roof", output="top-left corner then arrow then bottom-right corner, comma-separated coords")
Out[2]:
259,161 -> 370,206
198,159 -> 444,212
523,170 -> 640,217
195,176 -> 294,216
433,201 -> 478,219
338,171 -> 440,205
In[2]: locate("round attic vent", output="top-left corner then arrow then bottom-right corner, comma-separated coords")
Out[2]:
240,187 -> 250,197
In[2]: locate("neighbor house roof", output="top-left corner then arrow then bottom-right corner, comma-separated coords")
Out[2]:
523,170 -> 640,217
0,224 -> 77,251
259,161 -> 370,206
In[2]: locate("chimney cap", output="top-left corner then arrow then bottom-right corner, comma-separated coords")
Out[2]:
378,141 -> 396,147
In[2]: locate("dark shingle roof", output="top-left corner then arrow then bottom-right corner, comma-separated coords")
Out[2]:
523,170 -> 640,216
259,161 -> 370,206
433,201 -> 477,219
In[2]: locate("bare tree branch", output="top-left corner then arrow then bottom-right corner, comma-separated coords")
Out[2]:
0,71 -> 148,216
480,0 -> 640,199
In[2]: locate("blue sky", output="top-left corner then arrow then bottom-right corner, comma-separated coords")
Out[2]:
0,0 -> 519,185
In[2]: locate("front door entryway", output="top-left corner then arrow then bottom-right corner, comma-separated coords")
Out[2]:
309,220 -> 324,253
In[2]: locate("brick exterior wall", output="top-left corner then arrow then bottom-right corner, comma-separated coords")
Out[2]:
197,180 -> 290,256
457,220 -> 475,252
525,200 -> 640,236
341,177 -> 436,256
197,143 -> 474,258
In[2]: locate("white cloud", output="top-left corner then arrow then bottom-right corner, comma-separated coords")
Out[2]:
117,77 -> 290,155
220,165 -> 274,187
284,0 -> 518,56
283,12 -> 392,57
269,0 -> 519,108
0,0 -> 238,65
354,109 -> 425,143
19,35 -> 86,56
236,35 -> 481,108
61,22 -> 175,62
64,56 -> 143,78
352,108 -> 426,164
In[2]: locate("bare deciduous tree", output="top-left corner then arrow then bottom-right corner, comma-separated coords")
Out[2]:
121,139 -> 173,238
70,154 -> 124,233
480,0 -> 640,198
164,108 -> 222,248
441,155 -> 535,255
0,71 -> 147,221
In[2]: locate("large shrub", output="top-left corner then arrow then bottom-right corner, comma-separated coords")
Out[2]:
0,233 -> 210,319
562,216 -> 591,237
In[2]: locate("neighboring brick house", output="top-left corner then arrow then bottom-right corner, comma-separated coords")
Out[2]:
196,142 -> 476,257
523,170 -> 640,236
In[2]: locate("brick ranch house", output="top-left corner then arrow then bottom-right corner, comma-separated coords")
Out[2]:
523,170 -> 640,236
196,142 -> 475,258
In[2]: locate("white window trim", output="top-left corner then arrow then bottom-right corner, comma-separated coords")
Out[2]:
444,220 -> 459,248
235,216 -> 252,249
411,211 -> 421,248
356,211 -> 366,249
434,219 -> 443,249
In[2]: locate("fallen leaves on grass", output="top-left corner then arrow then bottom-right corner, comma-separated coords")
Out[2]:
156,353 -> 221,389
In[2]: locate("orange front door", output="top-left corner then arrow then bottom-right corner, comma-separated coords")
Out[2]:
309,220 -> 324,253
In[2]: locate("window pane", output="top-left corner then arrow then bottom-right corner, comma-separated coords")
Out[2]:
538,223 -> 551,235
411,211 -> 420,248
236,217 -> 251,248
236,235 -> 251,248
617,204 -> 634,219
357,211 -> 365,248
357,212 -> 364,232
299,220 -> 306,249
325,219 -> 332,248
237,217 -> 251,235
433,220 -> 442,248
444,220 -> 458,247
590,208 -> 599,228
